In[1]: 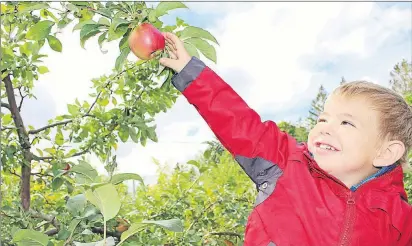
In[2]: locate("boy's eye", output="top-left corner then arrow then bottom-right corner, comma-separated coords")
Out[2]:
317,118 -> 326,123
342,121 -> 355,127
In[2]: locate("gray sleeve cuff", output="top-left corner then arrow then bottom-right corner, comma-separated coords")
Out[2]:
171,56 -> 206,92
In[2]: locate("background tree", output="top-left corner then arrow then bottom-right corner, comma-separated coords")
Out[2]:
389,59 -> 411,96
306,85 -> 328,128
340,76 -> 346,85
388,59 -> 412,203
1,1 -> 218,245
277,121 -> 308,142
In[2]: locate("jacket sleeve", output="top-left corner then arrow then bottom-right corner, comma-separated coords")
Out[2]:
171,56 -> 298,185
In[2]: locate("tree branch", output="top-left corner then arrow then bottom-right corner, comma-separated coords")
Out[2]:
28,119 -> 73,135
91,227 -> 121,239
29,209 -> 60,235
28,114 -> 98,135
3,74 -> 32,211
1,102 -> 11,111
9,169 -> 21,178
31,172 -> 53,178
33,145 -> 93,161
1,126 -> 16,131
17,86 -> 28,111
45,228 -> 59,236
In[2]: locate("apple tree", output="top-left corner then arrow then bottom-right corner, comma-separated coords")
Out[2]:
0,1 -> 218,245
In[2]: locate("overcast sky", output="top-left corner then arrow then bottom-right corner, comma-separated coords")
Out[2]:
19,2 -> 411,185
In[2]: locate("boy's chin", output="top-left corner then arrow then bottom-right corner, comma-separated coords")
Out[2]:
315,159 -> 342,174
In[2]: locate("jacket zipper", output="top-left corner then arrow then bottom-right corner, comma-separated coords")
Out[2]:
339,193 -> 356,246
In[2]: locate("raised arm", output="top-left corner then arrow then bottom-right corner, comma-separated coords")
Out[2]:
160,33 -> 298,186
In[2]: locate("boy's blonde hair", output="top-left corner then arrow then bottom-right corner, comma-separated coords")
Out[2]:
332,81 -> 412,167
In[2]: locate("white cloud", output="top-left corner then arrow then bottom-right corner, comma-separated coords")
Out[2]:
24,2 -> 411,185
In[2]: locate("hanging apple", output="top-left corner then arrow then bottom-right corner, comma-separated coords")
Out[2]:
128,23 -> 165,60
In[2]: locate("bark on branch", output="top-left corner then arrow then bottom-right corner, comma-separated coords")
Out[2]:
1,102 -> 11,111
28,119 -> 73,134
29,209 -> 60,236
33,146 -> 92,161
3,74 -> 32,211
91,227 -> 121,239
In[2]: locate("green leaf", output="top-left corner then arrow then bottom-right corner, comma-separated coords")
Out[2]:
142,219 -> 184,232
67,104 -> 80,115
12,229 -> 49,246
118,125 -> 129,143
98,17 -> 110,26
73,20 -> 97,31
66,194 -> 87,215
98,31 -> 107,49
95,8 -> 112,19
70,160 -> 98,183
180,26 -> 219,45
97,97 -> 109,106
119,35 -> 129,50
38,66 -> 49,74
51,177 -> 64,190
73,1 -> 89,7
111,18 -> 130,30
80,24 -> 101,48
118,224 -> 149,244
68,218 -> 82,237
46,35 -> 62,52
19,42 -> 33,56
115,46 -> 130,71
26,20 -> 54,41
185,37 -> 217,63
84,184 -> 120,222
183,42 -> 199,59
146,126 -> 158,142
111,173 -> 144,185
128,127 -> 139,143
148,9 -> 158,23
155,2 -> 188,17
55,131 -> 64,146
107,25 -> 128,42
40,9 -> 59,22
2,114 -> 12,125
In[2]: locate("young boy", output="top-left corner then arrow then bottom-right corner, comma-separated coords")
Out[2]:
159,32 -> 412,246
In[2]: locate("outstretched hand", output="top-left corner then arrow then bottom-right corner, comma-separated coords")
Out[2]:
159,32 -> 191,73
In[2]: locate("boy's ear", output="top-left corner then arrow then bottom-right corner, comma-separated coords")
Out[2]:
373,140 -> 405,167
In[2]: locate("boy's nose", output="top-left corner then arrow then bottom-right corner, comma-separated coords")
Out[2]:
320,123 -> 334,136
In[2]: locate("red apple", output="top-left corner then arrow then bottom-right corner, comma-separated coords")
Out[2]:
128,23 -> 165,60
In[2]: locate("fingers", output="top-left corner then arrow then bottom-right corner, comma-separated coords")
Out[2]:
163,32 -> 184,51
159,57 -> 176,71
166,45 -> 177,59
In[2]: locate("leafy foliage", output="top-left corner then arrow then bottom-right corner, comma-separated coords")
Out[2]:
1,1 -> 219,245
277,121 -> 308,143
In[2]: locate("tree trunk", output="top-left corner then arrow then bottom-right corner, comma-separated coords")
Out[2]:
3,74 -> 32,211
21,152 -> 32,211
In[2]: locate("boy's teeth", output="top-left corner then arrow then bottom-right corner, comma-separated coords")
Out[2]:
319,144 -> 336,151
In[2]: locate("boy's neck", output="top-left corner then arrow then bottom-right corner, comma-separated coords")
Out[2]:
349,164 -> 397,191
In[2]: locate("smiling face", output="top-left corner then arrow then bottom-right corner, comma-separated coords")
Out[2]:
307,93 -> 382,187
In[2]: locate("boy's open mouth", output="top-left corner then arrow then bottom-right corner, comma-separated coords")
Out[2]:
315,141 -> 339,151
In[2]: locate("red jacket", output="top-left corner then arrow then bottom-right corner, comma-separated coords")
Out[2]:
171,57 -> 412,246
